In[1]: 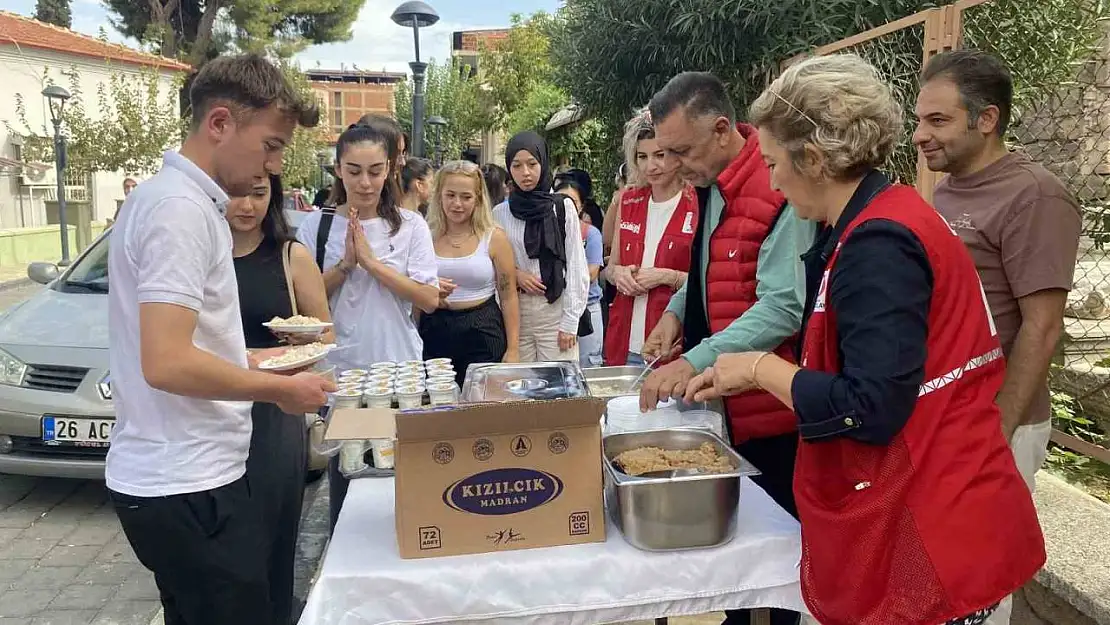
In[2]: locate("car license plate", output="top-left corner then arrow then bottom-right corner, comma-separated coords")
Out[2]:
42,416 -> 114,447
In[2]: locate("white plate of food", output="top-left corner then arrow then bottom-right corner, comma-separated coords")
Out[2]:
258,342 -> 336,372
263,315 -> 334,335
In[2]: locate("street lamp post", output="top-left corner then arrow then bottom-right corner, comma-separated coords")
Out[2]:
427,115 -> 448,167
391,1 -> 439,159
42,85 -> 72,266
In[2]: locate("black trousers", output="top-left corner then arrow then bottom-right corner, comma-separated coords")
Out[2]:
419,296 -> 507,387
110,476 -> 270,625
723,433 -> 801,625
246,402 -> 307,625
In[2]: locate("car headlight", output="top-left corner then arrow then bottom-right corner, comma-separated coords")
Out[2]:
0,348 -> 27,387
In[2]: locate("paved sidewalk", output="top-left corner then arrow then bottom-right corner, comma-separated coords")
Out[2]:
0,477 -> 160,625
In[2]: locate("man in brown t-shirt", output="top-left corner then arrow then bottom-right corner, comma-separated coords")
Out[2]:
915,50 -> 1080,488
916,48 -> 1080,625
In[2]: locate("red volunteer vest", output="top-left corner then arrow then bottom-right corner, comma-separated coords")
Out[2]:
604,184 -> 699,365
797,185 -> 1045,625
710,125 -> 797,442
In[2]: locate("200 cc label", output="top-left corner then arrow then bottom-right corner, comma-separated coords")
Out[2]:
442,468 -> 564,515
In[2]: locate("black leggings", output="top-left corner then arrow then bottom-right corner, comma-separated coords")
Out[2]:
419,297 -> 507,387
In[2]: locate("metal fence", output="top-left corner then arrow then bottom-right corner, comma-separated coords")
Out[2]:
784,0 -> 1110,465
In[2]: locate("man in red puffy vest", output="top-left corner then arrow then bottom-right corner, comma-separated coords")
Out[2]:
638,72 -> 812,625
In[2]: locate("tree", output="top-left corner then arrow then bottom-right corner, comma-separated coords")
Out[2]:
479,12 -> 562,129
279,61 -> 330,189
104,0 -> 365,66
551,0 -> 937,126
34,0 -> 71,28
394,58 -> 496,162
4,65 -> 183,177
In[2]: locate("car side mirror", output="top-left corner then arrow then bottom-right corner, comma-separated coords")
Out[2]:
27,261 -> 60,285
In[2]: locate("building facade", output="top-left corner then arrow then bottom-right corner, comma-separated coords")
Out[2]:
0,10 -> 187,231
306,69 -> 406,143
451,28 -> 510,165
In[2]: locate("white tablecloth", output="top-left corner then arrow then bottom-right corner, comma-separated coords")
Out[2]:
299,477 -> 807,625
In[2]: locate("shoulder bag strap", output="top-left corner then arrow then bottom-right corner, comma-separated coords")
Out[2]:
282,241 -> 299,316
315,208 -> 336,271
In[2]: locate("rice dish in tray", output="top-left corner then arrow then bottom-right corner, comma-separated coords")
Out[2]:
614,442 -> 733,476
589,380 -> 638,398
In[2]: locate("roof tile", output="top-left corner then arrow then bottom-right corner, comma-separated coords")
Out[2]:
0,10 -> 191,72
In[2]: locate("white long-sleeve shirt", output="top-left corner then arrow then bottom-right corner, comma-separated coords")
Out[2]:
494,197 -> 589,334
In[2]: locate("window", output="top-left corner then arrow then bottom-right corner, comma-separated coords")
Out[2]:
331,90 -> 346,133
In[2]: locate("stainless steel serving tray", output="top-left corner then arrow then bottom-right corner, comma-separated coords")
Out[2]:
461,361 -> 588,403
582,365 -> 645,398
603,428 -> 759,551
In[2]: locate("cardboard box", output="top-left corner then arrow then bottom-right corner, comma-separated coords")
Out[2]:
325,397 -> 607,559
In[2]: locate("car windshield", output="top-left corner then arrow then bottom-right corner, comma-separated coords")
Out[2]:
58,231 -> 109,294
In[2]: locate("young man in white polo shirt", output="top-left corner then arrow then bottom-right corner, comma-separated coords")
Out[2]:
107,54 -> 335,625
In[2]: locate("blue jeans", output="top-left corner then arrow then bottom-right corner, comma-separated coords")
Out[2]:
626,352 -> 646,367
578,301 -> 604,369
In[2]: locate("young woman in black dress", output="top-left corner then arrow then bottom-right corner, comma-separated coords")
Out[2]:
226,174 -> 333,625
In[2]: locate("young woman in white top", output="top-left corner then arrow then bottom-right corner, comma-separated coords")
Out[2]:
420,161 -> 520,385
603,108 -> 695,366
493,131 -> 590,363
295,122 -> 439,533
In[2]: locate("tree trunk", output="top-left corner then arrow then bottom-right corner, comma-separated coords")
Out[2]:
189,0 -> 222,68
148,0 -> 181,59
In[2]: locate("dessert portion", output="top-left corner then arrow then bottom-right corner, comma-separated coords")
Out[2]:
614,442 -> 733,476
267,315 -> 326,326
260,342 -> 331,368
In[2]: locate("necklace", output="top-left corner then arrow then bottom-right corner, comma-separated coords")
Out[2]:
445,231 -> 475,249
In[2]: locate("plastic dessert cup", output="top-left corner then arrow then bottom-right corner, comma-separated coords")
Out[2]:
369,438 -> 395,469
395,385 -> 425,410
362,388 -> 394,410
427,382 -> 458,406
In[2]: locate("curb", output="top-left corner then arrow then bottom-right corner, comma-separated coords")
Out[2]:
0,277 -> 32,292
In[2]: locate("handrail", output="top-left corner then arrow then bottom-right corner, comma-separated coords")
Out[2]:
782,9 -> 935,69
1051,428 -> 1110,465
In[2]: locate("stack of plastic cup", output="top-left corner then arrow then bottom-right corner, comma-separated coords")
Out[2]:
337,369 -> 368,385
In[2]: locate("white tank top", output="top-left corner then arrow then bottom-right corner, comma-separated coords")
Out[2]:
438,231 -> 496,303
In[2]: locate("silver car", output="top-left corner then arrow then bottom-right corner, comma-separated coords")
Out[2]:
0,230 -> 111,479
0,227 -> 324,481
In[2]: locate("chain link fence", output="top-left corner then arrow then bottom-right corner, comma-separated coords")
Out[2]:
960,0 -> 1110,460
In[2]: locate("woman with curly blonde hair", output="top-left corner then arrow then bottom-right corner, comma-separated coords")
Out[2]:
685,54 -> 1044,625
420,161 -> 520,383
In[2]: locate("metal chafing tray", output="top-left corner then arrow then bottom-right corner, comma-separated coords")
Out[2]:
582,365 -> 646,398
461,361 -> 588,403
603,428 -> 759,551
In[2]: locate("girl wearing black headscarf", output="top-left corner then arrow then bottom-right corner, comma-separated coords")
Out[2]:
492,131 -> 590,362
